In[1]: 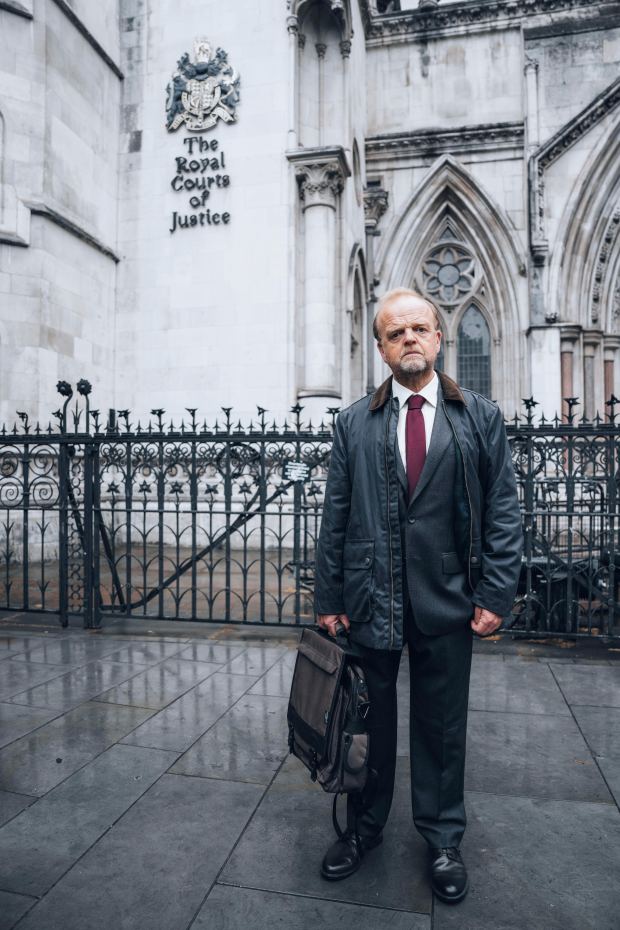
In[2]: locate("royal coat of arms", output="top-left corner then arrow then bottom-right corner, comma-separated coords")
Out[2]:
165,39 -> 240,133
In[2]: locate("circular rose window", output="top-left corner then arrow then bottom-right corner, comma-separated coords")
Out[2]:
422,244 -> 475,307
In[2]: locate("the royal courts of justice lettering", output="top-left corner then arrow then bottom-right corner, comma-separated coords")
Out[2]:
1,0 -> 620,422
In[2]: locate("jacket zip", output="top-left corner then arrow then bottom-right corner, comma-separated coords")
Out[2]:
443,400 -> 474,589
384,402 -> 394,649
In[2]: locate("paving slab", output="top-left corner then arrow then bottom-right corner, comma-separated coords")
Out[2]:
597,757 -> 620,807
468,658 -> 570,715
7,660 -> 152,711
0,702 -> 61,749
0,701 -> 153,796
0,635 -> 62,655
0,789 -> 36,828
465,709 -> 612,802
176,642 -> 248,664
0,889 -> 35,930
14,774 -> 263,930
0,743 -> 178,897
196,885 -> 431,930
572,705 -> 620,759
93,657 -> 221,710
120,672 -> 258,753
433,792 -> 620,930
220,645 -> 286,676
247,650 -> 297,697
0,661 -> 74,701
171,693 -> 289,784
5,638 -> 129,666
550,664 -> 620,707
95,641 -> 187,666
220,755 -> 432,914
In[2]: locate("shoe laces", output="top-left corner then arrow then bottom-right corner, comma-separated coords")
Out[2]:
440,847 -> 461,863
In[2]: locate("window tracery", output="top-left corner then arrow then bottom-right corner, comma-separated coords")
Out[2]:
416,221 -> 492,396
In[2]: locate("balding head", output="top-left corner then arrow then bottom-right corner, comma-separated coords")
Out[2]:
373,288 -> 441,343
373,288 -> 442,389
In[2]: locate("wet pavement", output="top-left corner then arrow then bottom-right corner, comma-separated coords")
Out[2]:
0,611 -> 619,929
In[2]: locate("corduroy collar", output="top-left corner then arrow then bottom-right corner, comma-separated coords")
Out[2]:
369,370 -> 466,412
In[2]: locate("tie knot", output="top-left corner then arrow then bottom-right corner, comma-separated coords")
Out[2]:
407,395 -> 425,411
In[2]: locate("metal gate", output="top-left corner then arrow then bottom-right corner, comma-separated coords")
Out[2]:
0,380 -> 618,638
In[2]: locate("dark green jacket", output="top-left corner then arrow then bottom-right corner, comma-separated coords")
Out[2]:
314,371 -> 523,651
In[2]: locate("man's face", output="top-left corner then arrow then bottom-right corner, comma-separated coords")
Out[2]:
376,297 -> 441,380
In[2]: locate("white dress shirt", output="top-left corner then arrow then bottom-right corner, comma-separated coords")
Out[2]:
391,372 -> 439,465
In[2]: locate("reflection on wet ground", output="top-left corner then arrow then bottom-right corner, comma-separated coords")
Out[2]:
0,615 -> 619,930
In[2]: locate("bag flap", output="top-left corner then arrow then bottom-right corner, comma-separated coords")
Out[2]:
297,627 -> 346,673
297,639 -> 339,674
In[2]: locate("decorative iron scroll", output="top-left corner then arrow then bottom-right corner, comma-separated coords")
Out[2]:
0,381 -> 618,638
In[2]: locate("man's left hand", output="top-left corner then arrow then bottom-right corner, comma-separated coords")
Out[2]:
471,606 -> 503,637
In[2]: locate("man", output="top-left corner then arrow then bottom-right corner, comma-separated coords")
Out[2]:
314,288 -> 522,903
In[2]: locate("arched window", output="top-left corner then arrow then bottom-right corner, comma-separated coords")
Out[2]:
457,305 -> 491,397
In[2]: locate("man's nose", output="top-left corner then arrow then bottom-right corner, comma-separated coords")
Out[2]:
403,327 -> 417,343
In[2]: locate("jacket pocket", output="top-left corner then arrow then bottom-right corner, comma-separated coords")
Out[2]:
342,540 -> 374,623
469,538 -> 483,585
442,551 -> 464,575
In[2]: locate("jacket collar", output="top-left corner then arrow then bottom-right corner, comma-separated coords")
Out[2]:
369,370 -> 466,412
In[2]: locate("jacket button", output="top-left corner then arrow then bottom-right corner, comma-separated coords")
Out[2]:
364,556 -> 371,565
471,556 -> 479,565
408,517 -> 416,525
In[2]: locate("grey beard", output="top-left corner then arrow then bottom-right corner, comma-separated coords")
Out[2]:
395,354 -> 431,377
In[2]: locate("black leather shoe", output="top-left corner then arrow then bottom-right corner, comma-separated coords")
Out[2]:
428,846 -> 469,903
320,830 -> 383,881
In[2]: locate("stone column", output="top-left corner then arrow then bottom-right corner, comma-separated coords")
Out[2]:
524,56 -> 540,153
603,335 -> 620,418
582,330 -> 601,421
316,43 -> 326,147
286,15 -> 299,148
287,147 -> 351,417
363,186 -> 389,393
340,39 -> 351,151
560,326 -> 580,422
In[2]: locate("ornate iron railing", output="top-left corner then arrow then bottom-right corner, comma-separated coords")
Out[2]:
0,380 -> 618,638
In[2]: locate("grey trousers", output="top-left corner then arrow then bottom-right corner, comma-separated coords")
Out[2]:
347,609 -> 473,848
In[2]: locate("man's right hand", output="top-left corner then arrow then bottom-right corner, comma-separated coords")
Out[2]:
317,613 -> 351,637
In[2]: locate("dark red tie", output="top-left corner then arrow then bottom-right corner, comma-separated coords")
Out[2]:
406,395 -> 426,500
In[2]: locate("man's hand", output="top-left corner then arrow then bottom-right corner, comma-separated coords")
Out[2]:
471,605 -> 503,637
317,613 -> 350,637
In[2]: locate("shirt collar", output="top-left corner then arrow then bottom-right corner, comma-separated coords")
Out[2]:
391,371 -> 439,410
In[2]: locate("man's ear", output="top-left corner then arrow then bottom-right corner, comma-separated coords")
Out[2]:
377,341 -> 386,363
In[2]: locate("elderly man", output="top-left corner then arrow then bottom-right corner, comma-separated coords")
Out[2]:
314,288 -> 522,903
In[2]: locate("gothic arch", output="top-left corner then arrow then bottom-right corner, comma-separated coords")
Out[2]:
376,155 -> 526,408
346,241 -> 368,309
452,290 -> 500,346
548,112 -> 620,330
345,243 -> 367,402
289,0 -> 353,42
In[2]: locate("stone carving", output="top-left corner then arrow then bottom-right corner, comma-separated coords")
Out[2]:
366,122 -> 524,160
367,0 -> 593,42
166,38 -> 240,133
530,77 -> 620,262
363,187 -> 389,229
296,162 -> 346,208
286,0 -> 352,41
422,243 -> 476,309
592,207 -> 620,324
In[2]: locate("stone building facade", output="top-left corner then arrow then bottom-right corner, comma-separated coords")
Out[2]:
1,0 -> 619,423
